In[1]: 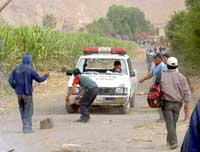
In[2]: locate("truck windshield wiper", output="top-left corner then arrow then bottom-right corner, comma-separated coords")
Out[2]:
83,71 -> 99,74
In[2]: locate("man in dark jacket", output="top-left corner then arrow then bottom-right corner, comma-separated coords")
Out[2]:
8,53 -> 49,133
66,68 -> 98,123
181,98 -> 200,152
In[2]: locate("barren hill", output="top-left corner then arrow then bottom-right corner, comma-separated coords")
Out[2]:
0,0 -> 185,30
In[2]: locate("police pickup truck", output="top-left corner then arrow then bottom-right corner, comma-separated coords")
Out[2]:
66,47 -> 137,114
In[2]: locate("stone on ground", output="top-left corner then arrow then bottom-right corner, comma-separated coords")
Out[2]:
40,118 -> 54,129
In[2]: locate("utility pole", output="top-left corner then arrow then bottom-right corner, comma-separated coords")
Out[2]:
0,0 -> 12,14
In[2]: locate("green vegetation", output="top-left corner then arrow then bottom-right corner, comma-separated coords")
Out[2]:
185,0 -> 199,7
165,1 -> 200,76
0,25 -> 136,93
0,25 -> 136,72
85,5 -> 155,40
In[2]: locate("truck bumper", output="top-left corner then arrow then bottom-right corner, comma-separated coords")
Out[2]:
70,95 -> 128,106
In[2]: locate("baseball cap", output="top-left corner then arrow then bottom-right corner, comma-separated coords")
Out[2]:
153,52 -> 161,58
167,57 -> 178,66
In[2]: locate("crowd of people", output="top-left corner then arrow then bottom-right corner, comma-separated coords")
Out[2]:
141,46 -> 195,150
7,51 -> 199,151
145,46 -> 168,73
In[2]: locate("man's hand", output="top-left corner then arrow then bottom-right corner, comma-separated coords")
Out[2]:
75,95 -> 80,100
139,73 -> 152,83
139,78 -> 145,83
184,104 -> 189,121
65,96 -> 70,103
45,72 -> 50,77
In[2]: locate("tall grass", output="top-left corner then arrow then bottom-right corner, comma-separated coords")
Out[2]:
0,25 -> 137,72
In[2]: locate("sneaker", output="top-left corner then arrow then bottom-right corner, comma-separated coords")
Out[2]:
23,129 -> 34,134
156,119 -> 164,123
76,118 -> 89,123
170,144 -> 178,150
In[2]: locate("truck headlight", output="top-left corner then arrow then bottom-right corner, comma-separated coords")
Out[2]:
115,88 -> 123,94
115,88 -> 127,95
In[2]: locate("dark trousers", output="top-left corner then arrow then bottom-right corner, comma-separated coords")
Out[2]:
162,100 -> 182,145
17,94 -> 33,131
79,87 -> 98,120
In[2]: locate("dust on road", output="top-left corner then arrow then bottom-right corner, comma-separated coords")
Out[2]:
0,48 -> 198,152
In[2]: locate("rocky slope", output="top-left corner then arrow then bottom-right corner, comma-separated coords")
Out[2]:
0,0 -> 185,30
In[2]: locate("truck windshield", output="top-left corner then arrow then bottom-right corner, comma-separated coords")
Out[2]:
77,58 -> 128,75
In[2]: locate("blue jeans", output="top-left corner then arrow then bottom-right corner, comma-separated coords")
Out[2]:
79,87 -> 98,120
17,94 -> 33,131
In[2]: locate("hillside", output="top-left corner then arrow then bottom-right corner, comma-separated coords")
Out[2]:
0,0 -> 185,30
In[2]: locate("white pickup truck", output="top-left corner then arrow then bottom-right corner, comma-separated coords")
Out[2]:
66,47 -> 137,114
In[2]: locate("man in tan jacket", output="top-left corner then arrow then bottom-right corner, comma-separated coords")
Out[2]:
159,57 -> 191,150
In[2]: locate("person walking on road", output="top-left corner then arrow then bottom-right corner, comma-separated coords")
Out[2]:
8,53 -> 49,134
159,57 -> 191,150
139,52 -> 167,83
139,52 -> 167,122
146,48 -> 154,73
66,68 -> 98,123
161,53 -> 170,64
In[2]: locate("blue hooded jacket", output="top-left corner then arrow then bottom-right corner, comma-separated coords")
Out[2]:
181,98 -> 200,152
8,53 -> 48,95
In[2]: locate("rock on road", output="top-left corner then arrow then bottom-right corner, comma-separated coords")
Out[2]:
0,48 -> 193,152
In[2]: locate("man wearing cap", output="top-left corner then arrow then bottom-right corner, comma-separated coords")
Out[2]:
159,57 -> 191,149
161,53 -> 170,64
8,53 -> 49,133
139,52 -> 167,83
139,52 -> 167,122
66,68 -> 98,123
146,48 -> 154,73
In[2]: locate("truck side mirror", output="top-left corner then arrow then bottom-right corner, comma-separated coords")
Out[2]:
130,71 -> 135,77
130,69 -> 136,77
66,70 -> 73,76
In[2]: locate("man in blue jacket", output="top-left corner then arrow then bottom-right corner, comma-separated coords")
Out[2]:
181,98 -> 200,152
8,53 -> 49,133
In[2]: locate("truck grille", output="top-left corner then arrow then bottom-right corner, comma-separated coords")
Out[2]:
98,88 -> 115,95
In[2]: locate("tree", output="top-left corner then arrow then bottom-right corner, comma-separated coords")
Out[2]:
185,0 -> 200,8
165,11 -> 187,41
107,5 -> 155,40
165,2 -> 200,75
86,18 -> 113,36
85,5 -> 155,40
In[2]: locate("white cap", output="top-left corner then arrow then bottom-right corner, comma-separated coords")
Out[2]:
167,57 -> 178,66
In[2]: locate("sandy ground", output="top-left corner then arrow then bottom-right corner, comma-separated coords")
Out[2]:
0,48 -> 199,152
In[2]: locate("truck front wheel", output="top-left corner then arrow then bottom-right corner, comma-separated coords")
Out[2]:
65,104 -> 79,113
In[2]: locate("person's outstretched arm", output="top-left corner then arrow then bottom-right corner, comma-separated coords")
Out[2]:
32,69 -> 49,82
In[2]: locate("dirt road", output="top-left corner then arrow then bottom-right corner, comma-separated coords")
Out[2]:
0,48 -> 198,152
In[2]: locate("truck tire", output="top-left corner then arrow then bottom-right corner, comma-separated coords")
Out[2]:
130,92 -> 136,108
119,102 -> 130,114
65,104 -> 79,113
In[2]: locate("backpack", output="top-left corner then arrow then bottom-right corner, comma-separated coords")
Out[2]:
147,74 -> 162,108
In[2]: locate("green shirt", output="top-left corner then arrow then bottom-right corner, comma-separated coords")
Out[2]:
73,75 -> 97,89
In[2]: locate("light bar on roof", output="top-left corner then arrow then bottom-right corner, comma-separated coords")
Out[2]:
83,47 -> 126,55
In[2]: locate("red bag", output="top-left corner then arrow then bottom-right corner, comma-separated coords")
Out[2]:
147,84 -> 161,108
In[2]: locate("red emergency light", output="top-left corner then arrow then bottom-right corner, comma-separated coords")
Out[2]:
83,47 -> 126,55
